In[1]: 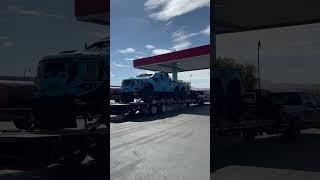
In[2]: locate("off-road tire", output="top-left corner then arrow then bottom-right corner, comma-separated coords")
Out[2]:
140,84 -> 154,103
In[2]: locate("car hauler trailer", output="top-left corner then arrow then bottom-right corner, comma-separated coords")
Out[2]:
0,121 -> 107,167
212,68 -> 302,141
111,97 -> 201,116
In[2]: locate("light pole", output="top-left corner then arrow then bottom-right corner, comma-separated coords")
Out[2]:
257,41 -> 262,91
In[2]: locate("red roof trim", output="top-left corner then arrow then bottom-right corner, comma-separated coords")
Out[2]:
75,0 -> 109,17
133,45 -> 210,67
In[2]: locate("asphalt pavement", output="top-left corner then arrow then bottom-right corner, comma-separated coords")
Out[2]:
212,129 -> 320,180
110,104 -> 210,180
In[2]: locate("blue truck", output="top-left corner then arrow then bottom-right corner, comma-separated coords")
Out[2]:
110,72 -> 207,116
32,39 -> 109,130
121,72 -> 188,103
0,40 -> 109,167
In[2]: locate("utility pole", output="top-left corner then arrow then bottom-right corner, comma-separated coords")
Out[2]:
257,41 -> 262,109
24,67 -> 31,80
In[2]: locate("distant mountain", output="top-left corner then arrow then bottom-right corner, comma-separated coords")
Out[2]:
0,76 -> 34,81
191,87 -> 210,91
260,79 -> 320,93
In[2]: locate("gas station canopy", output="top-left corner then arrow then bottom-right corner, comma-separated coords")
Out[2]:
75,0 -> 109,25
134,45 -> 210,73
216,0 -> 320,34
134,0 -> 320,76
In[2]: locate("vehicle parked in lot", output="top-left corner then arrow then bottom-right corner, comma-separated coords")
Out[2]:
0,80 -> 36,129
190,90 -> 208,105
213,68 -> 305,140
110,86 -> 121,103
120,72 -> 188,103
266,92 -> 320,130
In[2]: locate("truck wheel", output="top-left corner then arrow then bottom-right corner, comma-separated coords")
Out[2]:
285,119 -> 301,140
243,128 -> 256,142
158,103 -> 167,114
53,136 -> 88,167
198,101 -> 204,105
88,144 -> 107,166
61,150 -> 87,167
120,94 -> 133,103
173,87 -> 180,101
141,85 -> 154,103
13,118 -> 33,130
149,104 -> 158,115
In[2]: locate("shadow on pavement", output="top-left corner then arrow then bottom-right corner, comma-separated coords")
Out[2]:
213,132 -> 320,173
110,104 -> 210,124
0,160 -> 107,180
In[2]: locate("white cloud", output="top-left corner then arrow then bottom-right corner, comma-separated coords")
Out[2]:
201,25 -> 210,35
136,55 -> 145,59
118,48 -> 136,54
7,5 -> 64,19
166,20 -> 173,26
125,55 -> 145,61
172,27 -> 198,43
152,49 -> 172,55
172,41 -> 192,51
2,41 -> 13,47
112,62 -> 130,67
144,0 -> 209,21
146,44 -> 155,49
172,25 -> 210,43
125,57 -> 135,61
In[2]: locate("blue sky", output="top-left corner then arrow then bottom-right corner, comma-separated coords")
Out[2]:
0,0 -> 107,77
110,0 -> 210,88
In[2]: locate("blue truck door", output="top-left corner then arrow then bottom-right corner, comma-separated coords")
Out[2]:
159,74 -> 166,91
163,73 -> 171,92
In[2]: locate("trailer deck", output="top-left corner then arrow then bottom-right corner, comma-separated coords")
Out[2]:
110,98 -> 197,115
0,127 -> 107,167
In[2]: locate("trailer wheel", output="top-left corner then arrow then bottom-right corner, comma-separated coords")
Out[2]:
54,136 -> 88,167
158,103 -> 167,114
198,100 -> 204,105
150,104 -> 158,115
243,128 -> 256,142
185,102 -> 191,107
141,84 -> 154,103
88,145 -> 107,166
13,116 -> 33,130
61,150 -> 87,167
284,118 -> 301,140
